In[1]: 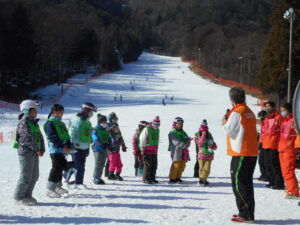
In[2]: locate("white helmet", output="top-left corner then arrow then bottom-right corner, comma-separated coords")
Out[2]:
20,100 -> 39,112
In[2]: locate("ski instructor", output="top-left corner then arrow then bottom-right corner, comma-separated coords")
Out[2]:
222,87 -> 258,223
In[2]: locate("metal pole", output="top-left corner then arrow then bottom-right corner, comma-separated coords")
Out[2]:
287,15 -> 293,103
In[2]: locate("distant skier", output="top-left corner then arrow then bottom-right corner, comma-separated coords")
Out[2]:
168,117 -> 191,184
120,95 -> 123,102
44,104 -> 71,198
162,99 -> 166,106
13,100 -> 45,206
171,96 -> 174,101
165,94 -> 168,99
194,120 -> 217,186
132,121 -> 148,176
139,116 -> 160,184
114,96 -> 117,102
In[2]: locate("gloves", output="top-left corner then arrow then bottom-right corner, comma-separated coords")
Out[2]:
122,144 -> 127,152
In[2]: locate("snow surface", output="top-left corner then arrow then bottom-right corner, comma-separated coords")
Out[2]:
0,53 -> 299,225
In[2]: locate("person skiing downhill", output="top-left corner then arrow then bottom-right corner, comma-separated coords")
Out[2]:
13,100 -> 45,206
132,121 -> 148,176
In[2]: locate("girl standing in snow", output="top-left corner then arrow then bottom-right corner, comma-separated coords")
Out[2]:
107,123 -> 126,181
195,120 -> 217,185
44,104 -> 71,198
105,112 -> 127,176
139,116 -> 160,184
14,100 -> 45,206
168,117 -> 191,183
92,114 -> 111,184
132,121 -> 148,176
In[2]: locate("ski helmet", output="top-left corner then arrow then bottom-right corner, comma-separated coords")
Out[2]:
20,100 -> 39,112
82,102 -> 97,112
108,112 -> 118,122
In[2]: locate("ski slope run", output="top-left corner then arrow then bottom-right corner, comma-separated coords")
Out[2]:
0,53 -> 299,225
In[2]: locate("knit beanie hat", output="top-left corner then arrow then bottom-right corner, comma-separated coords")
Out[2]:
172,117 -> 184,128
199,119 -> 209,132
151,116 -> 160,126
97,113 -> 107,123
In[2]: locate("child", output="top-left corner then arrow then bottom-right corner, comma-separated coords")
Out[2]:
195,119 -> 217,185
132,121 -> 148,176
139,116 -> 160,184
107,123 -> 126,181
14,100 -> 45,205
105,112 -> 127,176
92,114 -> 111,184
44,104 -> 71,198
69,102 -> 97,189
168,117 -> 191,183
278,103 -> 299,199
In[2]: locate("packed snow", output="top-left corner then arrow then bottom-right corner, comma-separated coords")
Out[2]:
0,53 -> 299,225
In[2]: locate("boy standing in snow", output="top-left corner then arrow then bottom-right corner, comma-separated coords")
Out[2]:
44,104 -> 71,198
168,117 -> 191,183
132,121 -> 148,176
139,116 -> 160,184
107,123 -> 126,181
222,87 -> 258,223
14,100 -> 45,206
195,120 -> 217,185
92,114 -> 111,185
69,102 -> 97,189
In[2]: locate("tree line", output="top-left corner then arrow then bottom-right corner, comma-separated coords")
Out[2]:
0,0 -> 299,102
0,0 -> 143,100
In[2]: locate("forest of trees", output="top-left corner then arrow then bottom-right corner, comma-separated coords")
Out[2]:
0,0 -> 299,101
0,0 -> 144,99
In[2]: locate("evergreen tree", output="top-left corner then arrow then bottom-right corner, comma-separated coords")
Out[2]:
257,0 -> 300,100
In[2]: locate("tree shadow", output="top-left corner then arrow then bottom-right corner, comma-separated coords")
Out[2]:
0,215 -> 148,224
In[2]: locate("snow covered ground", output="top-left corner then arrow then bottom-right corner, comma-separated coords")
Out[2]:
0,53 -> 299,225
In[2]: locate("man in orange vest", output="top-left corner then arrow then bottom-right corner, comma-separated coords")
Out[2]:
222,87 -> 258,223
278,103 -> 299,199
261,101 -> 285,190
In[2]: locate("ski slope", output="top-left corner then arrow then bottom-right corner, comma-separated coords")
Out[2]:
0,53 -> 299,225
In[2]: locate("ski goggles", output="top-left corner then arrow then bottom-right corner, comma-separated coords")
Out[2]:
82,104 -> 97,112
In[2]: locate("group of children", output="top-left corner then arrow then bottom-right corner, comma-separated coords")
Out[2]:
257,101 -> 300,199
13,99 -> 219,206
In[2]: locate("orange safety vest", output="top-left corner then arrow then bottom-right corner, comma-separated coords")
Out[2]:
226,103 -> 259,156
278,114 -> 297,152
261,112 -> 281,149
